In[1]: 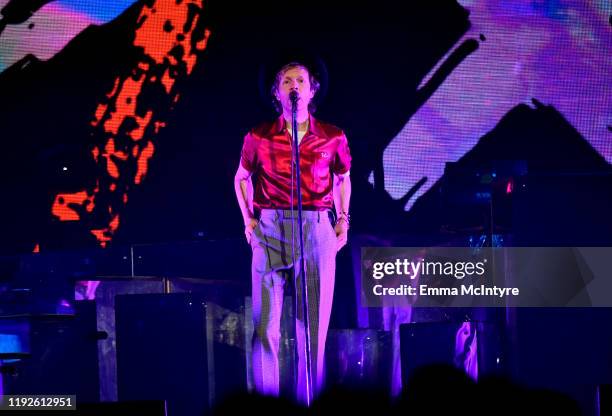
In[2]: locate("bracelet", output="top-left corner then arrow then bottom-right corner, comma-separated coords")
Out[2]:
337,217 -> 349,226
337,211 -> 350,224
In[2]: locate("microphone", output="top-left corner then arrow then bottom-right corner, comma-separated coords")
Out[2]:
289,90 -> 299,104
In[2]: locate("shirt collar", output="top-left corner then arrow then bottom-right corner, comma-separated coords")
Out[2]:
273,113 -> 327,138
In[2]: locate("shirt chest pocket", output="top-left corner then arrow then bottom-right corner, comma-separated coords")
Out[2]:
311,151 -> 332,192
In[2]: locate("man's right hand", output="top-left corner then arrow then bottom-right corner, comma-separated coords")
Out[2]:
244,217 -> 259,244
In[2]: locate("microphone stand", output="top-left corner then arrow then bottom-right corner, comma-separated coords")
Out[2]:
290,91 -> 313,406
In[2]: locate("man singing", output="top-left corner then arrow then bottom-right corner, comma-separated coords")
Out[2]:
234,58 -> 351,402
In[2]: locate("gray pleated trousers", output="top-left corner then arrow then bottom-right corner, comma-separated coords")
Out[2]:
250,208 -> 336,402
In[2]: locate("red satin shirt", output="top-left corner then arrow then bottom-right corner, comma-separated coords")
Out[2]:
240,114 -> 351,211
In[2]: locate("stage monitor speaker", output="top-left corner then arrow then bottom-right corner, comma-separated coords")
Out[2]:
399,321 -> 503,388
325,329 -> 392,391
115,293 -> 247,416
510,308 -> 612,416
116,293 -> 208,416
1,301 -> 99,402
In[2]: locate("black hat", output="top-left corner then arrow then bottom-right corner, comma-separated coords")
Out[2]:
257,47 -> 329,112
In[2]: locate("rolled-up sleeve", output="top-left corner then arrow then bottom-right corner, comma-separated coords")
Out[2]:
240,132 -> 258,172
332,132 -> 351,175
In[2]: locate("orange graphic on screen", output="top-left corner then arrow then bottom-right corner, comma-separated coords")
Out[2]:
49,0 -> 211,248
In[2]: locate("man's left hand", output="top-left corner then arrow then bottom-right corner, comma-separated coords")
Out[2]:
335,218 -> 349,252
